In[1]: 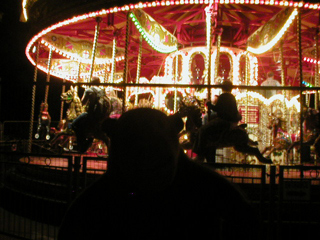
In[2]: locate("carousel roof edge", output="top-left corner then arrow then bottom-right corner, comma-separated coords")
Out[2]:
22,0 -> 320,30
22,0 -> 138,30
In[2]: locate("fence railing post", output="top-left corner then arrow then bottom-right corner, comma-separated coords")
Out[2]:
73,155 -> 82,198
67,156 -> 74,204
267,165 -> 277,240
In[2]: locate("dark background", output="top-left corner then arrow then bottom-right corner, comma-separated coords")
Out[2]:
0,1 -> 66,123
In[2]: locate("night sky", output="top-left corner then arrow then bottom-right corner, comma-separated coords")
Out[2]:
0,1 -> 66,123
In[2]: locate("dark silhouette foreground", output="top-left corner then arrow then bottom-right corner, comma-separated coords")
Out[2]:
58,108 -> 260,240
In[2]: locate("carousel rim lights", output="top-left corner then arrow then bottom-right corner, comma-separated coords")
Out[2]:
25,1 -> 317,78
304,57 -> 320,65
247,8 -> 298,54
40,39 -> 124,64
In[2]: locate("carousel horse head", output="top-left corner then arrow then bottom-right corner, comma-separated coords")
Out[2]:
61,86 -> 79,104
268,111 -> 287,134
178,96 -> 203,130
176,97 -> 203,149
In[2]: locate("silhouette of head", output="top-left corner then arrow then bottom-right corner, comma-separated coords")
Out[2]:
267,71 -> 274,78
104,108 -> 184,192
91,76 -> 100,85
221,80 -> 233,92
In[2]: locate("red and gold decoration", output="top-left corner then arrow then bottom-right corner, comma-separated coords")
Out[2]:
247,7 -> 298,54
129,9 -> 178,53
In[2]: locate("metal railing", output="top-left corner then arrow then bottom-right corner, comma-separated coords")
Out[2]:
1,152 -> 319,240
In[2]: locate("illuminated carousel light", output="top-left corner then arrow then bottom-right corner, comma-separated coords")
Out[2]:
247,8 -> 298,54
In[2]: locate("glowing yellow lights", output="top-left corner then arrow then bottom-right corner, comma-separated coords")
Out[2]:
247,8 -> 298,54
236,92 -> 300,112
21,0 -> 29,21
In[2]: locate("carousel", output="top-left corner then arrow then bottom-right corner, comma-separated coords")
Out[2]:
22,0 -> 320,164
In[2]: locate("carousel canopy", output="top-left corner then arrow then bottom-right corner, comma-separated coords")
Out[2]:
23,0 -> 320,86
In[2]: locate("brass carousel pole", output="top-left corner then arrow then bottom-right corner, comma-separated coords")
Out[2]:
122,12 -> 131,112
111,37 -> 117,83
280,41 -> 286,95
135,36 -> 142,106
89,17 -> 101,82
245,48 -> 249,124
297,9 -> 304,164
174,54 -> 178,112
280,42 -> 287,124
76,61 -> 81,91
280,41 -> 289,163
28,41 -> 40,153
60,79 -> 66,121
215,34 -> 221,81
44,46 -> 53,104
103,62 -> 109,83
314,30 -> 319,109
205,4 -> 213,110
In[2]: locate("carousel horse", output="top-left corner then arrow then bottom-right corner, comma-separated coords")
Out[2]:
287,108 -> 320,160
261,115 -> 293,158
178,98 -> 272,164
50,86 -> 113,153
49,86 -> 83,151
61,86 -> 83,121
35,102 -> 51,140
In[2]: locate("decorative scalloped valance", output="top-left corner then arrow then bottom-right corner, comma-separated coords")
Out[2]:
130,9 -> 178,53
247,7 -> 298,54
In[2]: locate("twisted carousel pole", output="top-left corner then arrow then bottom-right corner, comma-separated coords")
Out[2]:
314,29 -> 319,109
89,17 -> 101,82
280,41 -> 289,162
28,41 -> 40,153
103,62 -> 110,83
280,41 -> 288,125
174,54 -> 179,112
60,79 -> 66,121
122,12 -> 131,112
280,41 -> 286,95
44,46 -> 53,104
110,37 -> 117,84
297,9 -> 304,164
245,47 -> 250,124
76,61 -> 81,90
205,4 -> 213,103
135,36 -> 142,106
215,34 -> 221,82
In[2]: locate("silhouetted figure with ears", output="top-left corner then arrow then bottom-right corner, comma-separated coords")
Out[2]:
58,108 -> 260,240
72,76 -> 110,152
